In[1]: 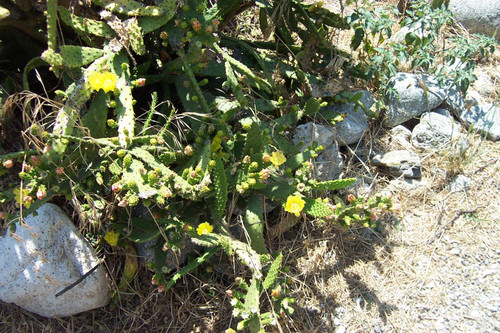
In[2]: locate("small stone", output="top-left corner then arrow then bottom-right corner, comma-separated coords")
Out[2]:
372,150 -> 422,178
449,175 -> 471,193
0,204 -> 110,317
450,248 -> 461,255
411,110 -> 467,152
336,325 -> 346,333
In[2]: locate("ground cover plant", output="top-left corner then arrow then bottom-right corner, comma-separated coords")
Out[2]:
0,0 -> 497,332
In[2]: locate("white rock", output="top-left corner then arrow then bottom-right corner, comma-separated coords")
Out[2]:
460,104 -> 500,141
385,73 -> 447,127
448,0 -> 500,42
411,109 -> 467,151
0,203 -> 110,317
293,123 -> 344,180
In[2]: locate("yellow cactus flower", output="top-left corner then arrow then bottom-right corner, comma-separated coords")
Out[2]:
284,195 -> 305,217
196,222 -> 213,235
13,188 -> 32,209
104,230 -> 120,246
88,71 -> 118,93
270,151 -> 286,168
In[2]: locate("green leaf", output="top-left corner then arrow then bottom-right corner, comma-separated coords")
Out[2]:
211,155 -> 227,220
311,178 -> 357,191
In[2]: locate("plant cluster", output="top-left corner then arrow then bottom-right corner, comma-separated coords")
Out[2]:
0,0 -> 427,331
349,0 -> 497,95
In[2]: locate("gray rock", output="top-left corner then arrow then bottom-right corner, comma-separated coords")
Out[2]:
293,123 -> 344,181
460,104 -> 500,140
448,0 -> 500,42
330,90 -> 373,146
449,175 -> 471,193
411,109 -> 467,151
372,150 -> 422,178
0,203 -> 110,317
385,73 -> 447,127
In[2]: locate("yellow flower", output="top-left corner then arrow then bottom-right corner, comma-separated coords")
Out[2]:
196,222 -> 213,235
104,230 -> 120,246
88,71 -> 118,93
13,188 -> 32,209
284,195 -> 305,217
270,151 -> 286,168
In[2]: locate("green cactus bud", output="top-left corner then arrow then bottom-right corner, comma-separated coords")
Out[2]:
128,194 -> 139,206
249,162 -> 259,171
150,138 -> 158,145
117,149 -> 126,158
107,119 -> 117,128
123,154 -> 132,168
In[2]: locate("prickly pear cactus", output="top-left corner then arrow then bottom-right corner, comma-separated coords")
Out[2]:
125,18 -> 145,55
310,178 -> 357,191
303,198 -> 334,218
58,7 -> 116,37
92,0 -> 165,17
59,46 -> 105,67
211,155 -> 227,220
243,195 -> 268,255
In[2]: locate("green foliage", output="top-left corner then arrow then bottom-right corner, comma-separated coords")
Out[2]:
348,0 -> 497,94
0,0 -> 399,330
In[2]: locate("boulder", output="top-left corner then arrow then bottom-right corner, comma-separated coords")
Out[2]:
411,109 -> 467,151
448,0 -> 500,42
460,104 -> 500,141
384,73 -> 447,127
329,90 -> 373,146
0,203 -> 110,317
293,123 -> 344,181
372,150 -> 422,179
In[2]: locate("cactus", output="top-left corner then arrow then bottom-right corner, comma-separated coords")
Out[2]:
83,91 -> 108,138
92,0 -> 165,17
211,155 -> 227,220
224,61 -> 247,106
213,43 -> 272,94
137,0 -> 176,33
125,18 -> 145,55
311,178 -> 357,191
118,243 -> 138,291
284,149 -> 315,170
58,7 -> 116,37
59,46 -> 105,68
41,49 -> 64,68
180,52 -> 211,114
244,122 -> 263,155
46,0 -> 57,52
112,53 -> 135,148
243,195 -> 268,255
263,253 -> 282,290
303,97 -> 321,116
243,278 -> 262,332
303,198 -> 333,218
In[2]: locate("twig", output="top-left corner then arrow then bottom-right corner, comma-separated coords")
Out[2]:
55,260 -> 102,297
428,206 -> 485,244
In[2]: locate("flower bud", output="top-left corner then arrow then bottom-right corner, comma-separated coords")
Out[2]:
184,145 -> 194,156
55,167 -> 64,175
3,160 -> 13,168
36,187 -> 47,200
